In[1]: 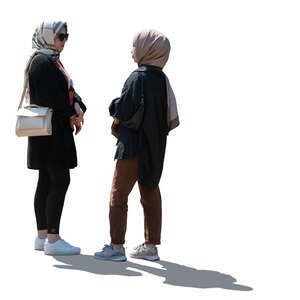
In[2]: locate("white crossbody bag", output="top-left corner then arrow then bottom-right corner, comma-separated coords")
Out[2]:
16,77 -> 53,137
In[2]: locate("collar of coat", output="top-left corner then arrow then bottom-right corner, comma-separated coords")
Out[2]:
136,65 -> 163,73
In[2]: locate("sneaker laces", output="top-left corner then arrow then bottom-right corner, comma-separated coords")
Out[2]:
102,243 -> 114,251
134,244 -> 145,251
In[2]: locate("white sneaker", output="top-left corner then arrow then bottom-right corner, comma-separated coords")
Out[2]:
94,243 -> 127,261
34,236 -> 46,251
129,244 -> 160,261
44,238 -> 81,256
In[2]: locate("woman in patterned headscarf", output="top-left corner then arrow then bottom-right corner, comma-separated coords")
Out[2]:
94,29 -> 179,262
25,21 -> 87,256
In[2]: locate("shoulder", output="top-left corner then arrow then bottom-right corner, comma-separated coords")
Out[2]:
123,70 -> 143,88
128,69 -> 143,81
30,54 -> 54,72
32,53 -> 52,65
29,54 -> 57,81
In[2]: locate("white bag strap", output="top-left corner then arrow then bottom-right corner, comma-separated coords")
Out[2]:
18,54 -> 38,111
17,79 -> 28,110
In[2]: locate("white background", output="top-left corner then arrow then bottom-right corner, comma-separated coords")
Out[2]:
1,0 -> 300,299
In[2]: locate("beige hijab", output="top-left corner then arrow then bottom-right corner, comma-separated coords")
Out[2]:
133,29 -> 179,132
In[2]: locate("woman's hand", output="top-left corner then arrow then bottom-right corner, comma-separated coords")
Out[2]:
74,117 -> 82,135
70,115 -> 82,135
74,102 -> 84,125
70,114 -> 77,131
73,102 -> 84,135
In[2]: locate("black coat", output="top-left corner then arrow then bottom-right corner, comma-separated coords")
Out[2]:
109,65 -> 168,188
27,54 -> 86,170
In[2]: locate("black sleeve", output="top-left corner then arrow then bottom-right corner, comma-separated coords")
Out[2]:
73,89 -> 87,113
29,56 -> 76,117
109,72 -> 142,121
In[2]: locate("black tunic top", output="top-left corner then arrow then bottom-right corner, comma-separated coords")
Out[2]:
109,65 -> 168,188
27,54 -> 86,170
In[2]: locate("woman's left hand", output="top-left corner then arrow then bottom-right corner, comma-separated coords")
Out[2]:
70,113 -> 83,135
74,118 -> 82,135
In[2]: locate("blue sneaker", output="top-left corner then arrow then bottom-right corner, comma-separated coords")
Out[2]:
94,243 -> 127,262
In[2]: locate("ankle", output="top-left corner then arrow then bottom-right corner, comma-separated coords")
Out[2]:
47,235 -> 60,244
113,244 -> 123,249
37,230 -> 48,239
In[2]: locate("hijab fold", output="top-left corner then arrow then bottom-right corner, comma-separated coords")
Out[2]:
133,29 -> 179,132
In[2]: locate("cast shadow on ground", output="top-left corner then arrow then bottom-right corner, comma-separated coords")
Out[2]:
53,255 -> 253,291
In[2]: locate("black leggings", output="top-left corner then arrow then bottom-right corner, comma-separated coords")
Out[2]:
34,166 -> 70,234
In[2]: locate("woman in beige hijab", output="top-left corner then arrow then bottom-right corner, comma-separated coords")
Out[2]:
95,29 -> 179,262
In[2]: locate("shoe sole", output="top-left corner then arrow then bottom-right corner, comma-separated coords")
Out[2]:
129,255 -> 160,261
44,251 -> 81,256
94,255 -> 127,262
34,248 -> 44,251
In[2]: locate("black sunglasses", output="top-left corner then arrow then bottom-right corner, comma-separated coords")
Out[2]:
57,33 -> 69,41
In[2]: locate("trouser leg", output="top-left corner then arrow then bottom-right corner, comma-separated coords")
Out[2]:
34,169 -> 49,230
46,167 -> 70,234
109,157 -> 139,244
138,184 -> 162,245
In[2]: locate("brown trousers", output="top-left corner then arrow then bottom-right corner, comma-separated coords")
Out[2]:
109,157 -> 162,245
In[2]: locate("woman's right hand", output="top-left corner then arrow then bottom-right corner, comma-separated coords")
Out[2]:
74,102 -> 84,124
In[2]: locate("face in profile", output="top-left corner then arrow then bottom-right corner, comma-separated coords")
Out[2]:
54,27 -> 68,52
131,46 -> 137,62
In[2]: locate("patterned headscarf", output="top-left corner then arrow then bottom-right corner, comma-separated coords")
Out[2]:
31,21 -> 66,59
20,21 -> 68,106
133,29 -> 179,132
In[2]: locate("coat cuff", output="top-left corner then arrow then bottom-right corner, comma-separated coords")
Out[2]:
74,100 -> 87,113
109,98 -> 121,118
73,90 -> 87,113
